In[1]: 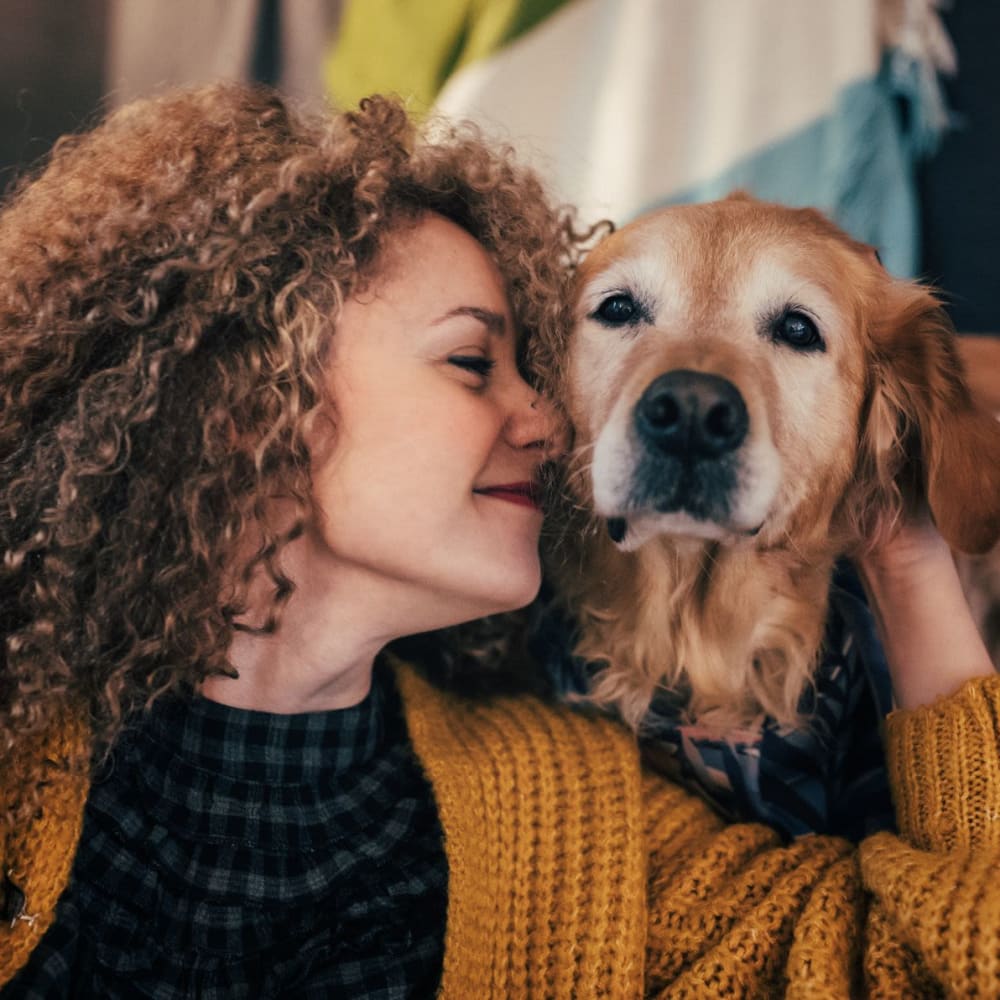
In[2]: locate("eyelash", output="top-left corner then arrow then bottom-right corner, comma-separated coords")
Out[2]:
449,355 -> 496,380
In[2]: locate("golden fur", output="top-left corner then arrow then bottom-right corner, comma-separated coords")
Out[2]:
543,194 -> 1000,731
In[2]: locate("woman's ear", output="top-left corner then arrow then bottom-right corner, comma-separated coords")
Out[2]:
861,281 -> 1000,555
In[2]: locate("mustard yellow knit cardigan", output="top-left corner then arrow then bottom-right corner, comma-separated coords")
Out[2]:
3,667 -> 1000,997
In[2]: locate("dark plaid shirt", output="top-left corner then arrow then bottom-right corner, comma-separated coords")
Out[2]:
5,665 -> 448,999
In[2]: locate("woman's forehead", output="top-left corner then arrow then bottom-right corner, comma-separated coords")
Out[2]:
360,214 -> 508,305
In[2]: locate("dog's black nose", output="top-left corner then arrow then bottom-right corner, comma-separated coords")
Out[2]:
635,369 -> 748,458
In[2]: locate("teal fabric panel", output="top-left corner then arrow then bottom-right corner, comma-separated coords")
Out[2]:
647,66 -> 919,278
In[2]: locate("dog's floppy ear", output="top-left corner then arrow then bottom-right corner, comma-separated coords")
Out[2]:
859,280 -> 1000,554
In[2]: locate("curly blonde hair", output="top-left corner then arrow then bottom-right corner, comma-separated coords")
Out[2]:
0,83 -> 590,757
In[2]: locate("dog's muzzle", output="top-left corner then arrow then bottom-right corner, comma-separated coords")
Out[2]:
590,366 -> 770,546
635,369 -> 748,458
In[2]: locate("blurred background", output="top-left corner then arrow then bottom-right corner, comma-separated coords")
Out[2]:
0,0 -> 996,337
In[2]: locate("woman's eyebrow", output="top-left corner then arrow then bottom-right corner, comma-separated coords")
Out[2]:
431,305 -> 507,336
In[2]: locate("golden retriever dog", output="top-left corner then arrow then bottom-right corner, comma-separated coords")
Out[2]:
545,193 -> 1000,733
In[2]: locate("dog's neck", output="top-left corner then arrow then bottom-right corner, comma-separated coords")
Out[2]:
546,507 -> 837,731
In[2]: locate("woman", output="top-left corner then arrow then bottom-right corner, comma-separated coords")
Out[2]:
0,82 -> 576,996
1,84 -> 998,998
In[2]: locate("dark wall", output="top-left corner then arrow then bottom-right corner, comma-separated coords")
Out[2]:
919,3 -> 1000,333
0,0 -> 107,194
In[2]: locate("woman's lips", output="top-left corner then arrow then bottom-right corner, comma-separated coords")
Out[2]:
474,482 -> 542,510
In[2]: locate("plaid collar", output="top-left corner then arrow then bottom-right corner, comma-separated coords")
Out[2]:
139,667 -> 385,785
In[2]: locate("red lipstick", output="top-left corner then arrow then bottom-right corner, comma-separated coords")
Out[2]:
474,481 -> 542,510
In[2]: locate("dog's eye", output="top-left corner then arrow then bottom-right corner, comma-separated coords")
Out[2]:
593,293 -> 639,326
774,310 -> 823,351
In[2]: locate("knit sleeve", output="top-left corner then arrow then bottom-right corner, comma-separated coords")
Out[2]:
882,672 -> 1000,852
854,674 -> 1000,996
641,676 -> 1000,997
641,770 -> 865,997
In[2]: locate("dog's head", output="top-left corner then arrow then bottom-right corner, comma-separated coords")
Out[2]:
563,194 -> 1000,560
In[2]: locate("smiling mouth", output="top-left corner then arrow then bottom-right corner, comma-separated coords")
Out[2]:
474,482 -> 542,510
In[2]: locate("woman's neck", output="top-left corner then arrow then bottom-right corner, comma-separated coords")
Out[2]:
204,522 -> 466,714
202,540 -> 395,713
201,618 -> 381,714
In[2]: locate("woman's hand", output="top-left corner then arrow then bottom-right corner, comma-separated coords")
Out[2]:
856,509 -> 995,710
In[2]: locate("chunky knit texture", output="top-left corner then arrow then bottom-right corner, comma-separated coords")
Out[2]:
0,709 -> 89,979
3,670 -> 1000,997
395,665 -> 647,998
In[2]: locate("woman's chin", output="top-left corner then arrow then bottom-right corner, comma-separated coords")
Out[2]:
440,567 -> 542,627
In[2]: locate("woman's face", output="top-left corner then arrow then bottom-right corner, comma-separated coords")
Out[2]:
305,213 -> 557,636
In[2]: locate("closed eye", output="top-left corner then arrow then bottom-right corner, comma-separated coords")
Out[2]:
449,355 -> 496,380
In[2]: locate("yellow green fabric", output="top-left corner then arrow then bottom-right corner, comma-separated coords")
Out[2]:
326,0 -> 572,111
4,667 -> 1000,995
